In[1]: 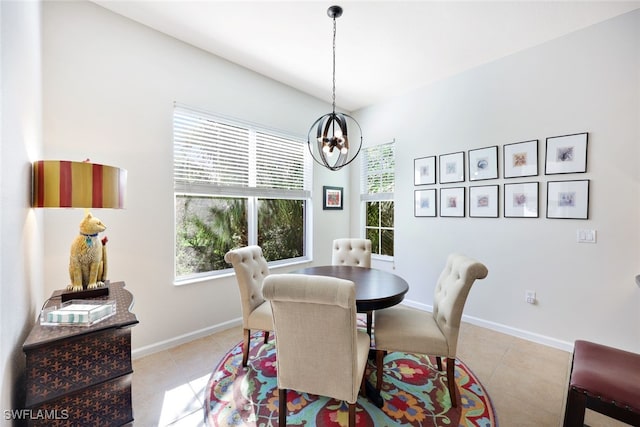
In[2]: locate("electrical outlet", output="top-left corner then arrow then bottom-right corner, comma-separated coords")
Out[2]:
526,290 -> 536,305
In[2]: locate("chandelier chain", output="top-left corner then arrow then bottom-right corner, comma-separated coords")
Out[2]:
332,16 -> 337,115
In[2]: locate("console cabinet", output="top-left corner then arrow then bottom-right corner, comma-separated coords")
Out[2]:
23,282 -> 138,426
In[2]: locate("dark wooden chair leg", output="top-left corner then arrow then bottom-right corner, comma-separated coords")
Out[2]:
376,350 -> 384,391
436,356 -> 443,371
242,328 -> 251,367
263,330 -> 270,344
446,357 -> 457,407
348,402 -> 356,427
279,388 -> 287,426
562,388 -> 587,427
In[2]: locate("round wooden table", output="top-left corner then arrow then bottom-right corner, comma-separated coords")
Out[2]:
291,265 -> 409,313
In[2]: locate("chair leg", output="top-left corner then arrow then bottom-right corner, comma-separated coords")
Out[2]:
436,356 -> 443,371
279,388 -> 287,426
348,402 -> 356,427
263,330 -> 270,344
242,328 -> 251,367
376,350 -> 384,391
562,388 -> 586,427
446,357 -> 457,408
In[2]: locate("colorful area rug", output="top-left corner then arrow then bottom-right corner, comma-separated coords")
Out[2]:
205,333 -> 497,426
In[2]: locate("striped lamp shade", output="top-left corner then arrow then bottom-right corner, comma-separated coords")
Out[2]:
33,160 -> 127,208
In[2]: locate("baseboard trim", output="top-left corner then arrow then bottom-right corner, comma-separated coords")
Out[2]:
401,299 -> 574,353
132,317 -> 243,359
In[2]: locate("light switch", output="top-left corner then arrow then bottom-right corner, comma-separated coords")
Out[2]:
577,229 -> 596,243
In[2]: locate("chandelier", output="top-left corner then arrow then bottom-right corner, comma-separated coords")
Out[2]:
307,5 -> 363,171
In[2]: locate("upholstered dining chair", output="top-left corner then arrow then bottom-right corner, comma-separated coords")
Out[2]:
262,274 -> 370,426
374,253 -> 488,407
332,238 -> 372,268
224,245 -> 273,367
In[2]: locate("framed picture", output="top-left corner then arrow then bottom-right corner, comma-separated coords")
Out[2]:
545,132 -> 588,175
547,180 -> 590,219
504,182 -> 539,218
504,139 -> 538,178
468,146 -> 498,181
414,189 -> 436,217
469,185 -> 499,218
439,151 -> 465,184
440,187 -> 465,217
414,156 -> 436,185
322,186 -> 343,210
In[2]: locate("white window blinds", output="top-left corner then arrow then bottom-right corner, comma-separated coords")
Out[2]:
174,105 -> 310,198
360,141 -> 395,201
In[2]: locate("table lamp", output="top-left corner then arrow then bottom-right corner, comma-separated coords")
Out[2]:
32,160 -> 127,301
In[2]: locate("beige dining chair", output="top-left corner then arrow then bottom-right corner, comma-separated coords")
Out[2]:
332,238 -> 372,268
374,253 -> 488,407
332,238 -> 373,332
224,245 -> 273,367
263,273 -> 370,427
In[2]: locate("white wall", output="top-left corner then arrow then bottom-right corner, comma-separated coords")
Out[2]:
41,1 -> 351,356
353,9 -> 640,353
0,0 -> 44,419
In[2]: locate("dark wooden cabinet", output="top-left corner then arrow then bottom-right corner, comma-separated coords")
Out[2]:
23,282 -> 138,426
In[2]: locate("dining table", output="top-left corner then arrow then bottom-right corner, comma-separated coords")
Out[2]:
290,264 -> 410,408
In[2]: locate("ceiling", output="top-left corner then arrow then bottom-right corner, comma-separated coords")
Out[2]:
93,1 -> 640,111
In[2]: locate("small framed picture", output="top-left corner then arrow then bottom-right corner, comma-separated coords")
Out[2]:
414,156 -> 436,185
414,189 -> 437,217
547,180 -> 589,219
439,151 -> 465,184
440,187 -> 465,217
504,139 -> 538,178
322,186 -> 343,210
504,182 -> 539,218
468,146 -> 498,181
469,185 -> 499,218
545,132 -> 588,175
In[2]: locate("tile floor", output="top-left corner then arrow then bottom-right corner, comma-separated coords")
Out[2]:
130,322 -> 628,426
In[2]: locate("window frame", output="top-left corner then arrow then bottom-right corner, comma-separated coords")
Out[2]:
360,141 -> 395,260
173,104 -> 312,283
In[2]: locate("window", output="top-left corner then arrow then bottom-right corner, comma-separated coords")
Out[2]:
174,105 -> 311,281
361,141 -> 395,257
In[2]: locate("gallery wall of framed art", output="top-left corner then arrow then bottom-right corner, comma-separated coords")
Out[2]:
412,132 -> 590,220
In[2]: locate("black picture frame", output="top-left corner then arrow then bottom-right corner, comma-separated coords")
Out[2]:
414,189 -> 437,217
414,156 -> 436,185
439,151 -> 465,184
469,185 -> 499,218
503,139 -> 538,178
322,186 -> 343,210
504,182 -> 539,218
468,146 -> 498,181
545,132 -> 588,175
440,187 -> 465,217
546,180 -> 590,219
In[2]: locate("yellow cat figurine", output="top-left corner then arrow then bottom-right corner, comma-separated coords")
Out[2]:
67,212 -> 108,292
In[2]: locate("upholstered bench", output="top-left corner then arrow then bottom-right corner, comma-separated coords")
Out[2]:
563,340 -> 640,426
